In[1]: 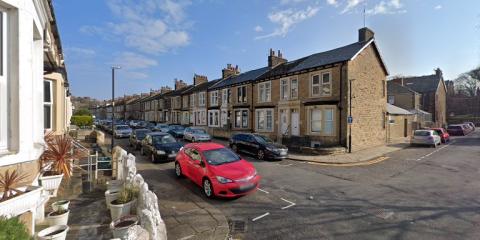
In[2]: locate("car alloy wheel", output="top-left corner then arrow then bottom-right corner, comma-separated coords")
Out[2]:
203,179 -> 214,198
175,162 -> 182,178
257,150 -> 265,160
151,154 -> 156,163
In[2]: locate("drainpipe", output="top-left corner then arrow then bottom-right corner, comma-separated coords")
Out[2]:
348,78 -> 355,153
339,62 -> 346,147
250,83 -> 254,134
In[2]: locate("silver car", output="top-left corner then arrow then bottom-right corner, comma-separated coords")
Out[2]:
183,127 -> 211,142
114,125 -> 132,138
411,129 -> 441,147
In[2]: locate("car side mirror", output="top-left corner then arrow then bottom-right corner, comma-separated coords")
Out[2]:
199,161 -> 206,168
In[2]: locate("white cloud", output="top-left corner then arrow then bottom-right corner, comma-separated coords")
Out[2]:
434,5 -> 442,10
256,6 -> 319,39
112,52 -> 158,70
254,25 -> 263,32
326,0 -> 338,6
341,0 -> 365,14
280,0 -> 306,5
66,47 -> 96,57
81,0 -> 191,54
366,0 -> 406,15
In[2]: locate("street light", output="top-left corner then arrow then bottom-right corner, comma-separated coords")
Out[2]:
111,66 -> 121,152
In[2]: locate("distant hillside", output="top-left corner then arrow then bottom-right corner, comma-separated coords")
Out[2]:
71,96 -> 102,111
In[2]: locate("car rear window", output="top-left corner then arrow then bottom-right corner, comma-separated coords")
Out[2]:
414,131 -> 431,136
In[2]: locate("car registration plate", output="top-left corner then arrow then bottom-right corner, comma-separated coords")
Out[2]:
168,153 -> 176,158
239,183 -> 254,190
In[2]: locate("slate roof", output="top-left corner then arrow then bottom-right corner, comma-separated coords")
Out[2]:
386,103 -> 413,115
387,81 -> 418,94
259,40 -> 375,80
211,67 -> 270,89
183,79 -> 221,94
393,74 -> 441,94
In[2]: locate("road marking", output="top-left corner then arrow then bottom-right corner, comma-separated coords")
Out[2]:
280,197 -> 296,209
252,212 -> 270,222
415,142 -> 452,161
257,188 -> 269,194
277,163 -> 293,167
306,156 -> 390,167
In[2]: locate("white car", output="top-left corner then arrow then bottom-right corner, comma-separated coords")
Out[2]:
183,127 -> 211,142
114,125 -> 132,138
411,130 -> 441,147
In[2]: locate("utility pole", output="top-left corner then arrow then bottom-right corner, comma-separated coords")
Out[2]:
111,66 -> 121,152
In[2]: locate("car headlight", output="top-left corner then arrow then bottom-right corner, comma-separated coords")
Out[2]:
216,176 -> 233,184
157,150 -> 166,155
266,147 -> 278,153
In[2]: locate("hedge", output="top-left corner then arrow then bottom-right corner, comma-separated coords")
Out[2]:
71,115 -> 93,127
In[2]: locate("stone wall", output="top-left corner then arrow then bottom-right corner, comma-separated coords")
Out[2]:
386,114 -> 414,143
347,45 -> 388,151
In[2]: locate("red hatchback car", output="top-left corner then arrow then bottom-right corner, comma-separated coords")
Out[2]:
431,128 -> 450,143
175,143 -> 261,198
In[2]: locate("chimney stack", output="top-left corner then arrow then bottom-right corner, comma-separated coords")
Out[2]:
174,79 -> 187,90
160,86 -> 172,94
268,49 -> 287,68
434,68 -> 443,78
358,27 -> 375,42
222,64 -> 240,79
193,74 -> 208,86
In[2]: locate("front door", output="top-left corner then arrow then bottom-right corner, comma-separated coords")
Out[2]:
404,118 -> 408,137
291,110 -> 300,136
280,110 -> 288,135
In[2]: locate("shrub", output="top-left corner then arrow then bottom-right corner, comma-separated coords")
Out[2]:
0,217 -> 31,240
71,115 -> 93,127
74,108 -> 91,116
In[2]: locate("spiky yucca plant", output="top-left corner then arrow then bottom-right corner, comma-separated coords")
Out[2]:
40,134 -> 86,179
0,170 -> 29,201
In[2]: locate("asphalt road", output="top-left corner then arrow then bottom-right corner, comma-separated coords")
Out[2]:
112,130 -> 480,240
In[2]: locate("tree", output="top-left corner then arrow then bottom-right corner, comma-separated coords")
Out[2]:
455,66 -> 480,97
73,108 -> 91,116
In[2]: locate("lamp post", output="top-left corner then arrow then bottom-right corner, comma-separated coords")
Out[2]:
111,66 -> 121,152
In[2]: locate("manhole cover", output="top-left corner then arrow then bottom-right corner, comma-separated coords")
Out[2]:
229,220 -> 246,233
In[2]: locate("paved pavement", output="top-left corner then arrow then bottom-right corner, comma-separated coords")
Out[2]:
111,130 -> 480,240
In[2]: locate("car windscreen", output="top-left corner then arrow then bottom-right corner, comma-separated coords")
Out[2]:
116,126 -> 129,130
414,131 -> 431,136
254,135 -> 273,144
152,135 -> 176,145
135,130 -> 150,138
172,126 -> 184,130
203,148 -> 240,166
192,129 -> 206,134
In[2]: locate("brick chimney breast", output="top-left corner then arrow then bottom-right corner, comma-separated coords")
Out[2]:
174,79 -> 187,90
358,27 -> 375,42
194,74 -> 208,86
222,64 -> 240,79
268,49 -> 287,68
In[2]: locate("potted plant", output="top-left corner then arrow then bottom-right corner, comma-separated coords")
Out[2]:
105,189 -> 120,209
46,208 -> 70,226
106,179 -> 124,192
39,133 -> 86,197
109,184 -> 138,221
110,215 -> 138,239
52,200 -> 70,212
0,217 -> 31,240
37,225 -> 69,240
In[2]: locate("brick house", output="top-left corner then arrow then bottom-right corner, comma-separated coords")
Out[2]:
390,68 -> 447,127
250,27 -> 389,152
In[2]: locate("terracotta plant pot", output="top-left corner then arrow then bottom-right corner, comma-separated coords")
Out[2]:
37,225 -> 69,240
109,198 -> 136,221
110,215 -> 138,239
46,210 -> 70,226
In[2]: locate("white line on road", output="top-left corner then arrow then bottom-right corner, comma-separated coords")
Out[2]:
178,235 -> 195,240
257,188 -> 269,194
415,142 -> 452,161
280,197 -> 296,209
252,212 -> 270,222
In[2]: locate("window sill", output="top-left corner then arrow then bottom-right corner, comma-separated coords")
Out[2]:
255,129 -> 274,133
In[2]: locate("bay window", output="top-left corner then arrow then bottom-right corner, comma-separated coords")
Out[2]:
190,93 -> 196,107
255,109 -> 274,132
222,89 -> 230,106
44,80 -> 53,130
221,110 -> 228,127
308,106 -> 336,136
258,81 -> 271,103
208,110 -> 220,127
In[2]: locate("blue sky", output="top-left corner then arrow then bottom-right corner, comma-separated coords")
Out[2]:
54,0 -> 480,100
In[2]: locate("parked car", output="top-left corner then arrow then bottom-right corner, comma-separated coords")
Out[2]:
136,121 -> 148,129
146,122 -> 156,131
128,120 -> 139,128
183,127 -> 211,142
229,133 -> 288,160
113,125 -> 132,138
152,123 -> 170,132
464,122 -> 475,131
447,124 -> 466,136
141,132 -> 183,163
168,125 -> 185,138
175,142 -> 261,198
411,130 -> 441,147
431,128 -> 450,143
129,128 -> 151,150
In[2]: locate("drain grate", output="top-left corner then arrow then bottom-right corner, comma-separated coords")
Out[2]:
229,219 -> 246,233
